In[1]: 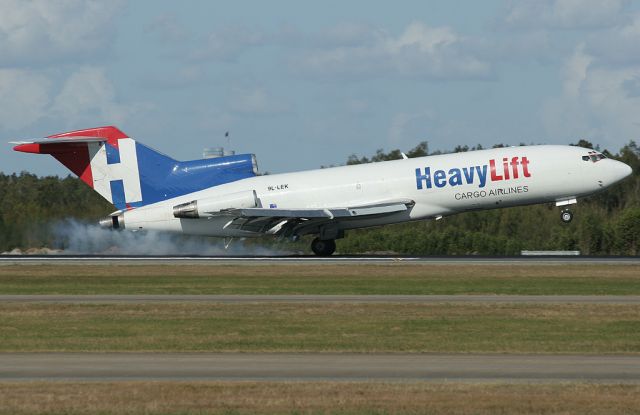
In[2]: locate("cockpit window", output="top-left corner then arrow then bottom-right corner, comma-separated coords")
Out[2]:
583,151 -> 606,163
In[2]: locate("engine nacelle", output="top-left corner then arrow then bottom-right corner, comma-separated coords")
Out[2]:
172,190 -> 258,219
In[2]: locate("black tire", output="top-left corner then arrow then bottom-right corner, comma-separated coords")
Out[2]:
560,209 -> 573,223
311,237 -> 336,256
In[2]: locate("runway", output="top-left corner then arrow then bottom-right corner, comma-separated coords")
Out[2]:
1,353 -> 638,382
1,255 -> 639,265
2,294 -> 639,304
1,256 -> 637,385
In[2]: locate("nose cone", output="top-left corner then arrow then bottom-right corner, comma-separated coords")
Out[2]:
610,160 -> 633,184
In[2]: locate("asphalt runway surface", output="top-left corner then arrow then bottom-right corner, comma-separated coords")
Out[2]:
2,294 -> 639,304
1,255 -> 640,265
1,353 -> 638,382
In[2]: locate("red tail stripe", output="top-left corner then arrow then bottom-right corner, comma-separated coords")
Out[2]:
47,126 -> 127,148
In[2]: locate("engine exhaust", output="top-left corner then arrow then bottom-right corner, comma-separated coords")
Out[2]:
173,201 -> 199,219
99,214 -> 125,230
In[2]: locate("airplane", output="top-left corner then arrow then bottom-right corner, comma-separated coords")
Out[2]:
12,126 -> 632,255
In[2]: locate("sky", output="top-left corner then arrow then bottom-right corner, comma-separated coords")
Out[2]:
2,0 -> 640,176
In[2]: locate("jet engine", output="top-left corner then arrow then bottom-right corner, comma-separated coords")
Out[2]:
172,190 -> 258,219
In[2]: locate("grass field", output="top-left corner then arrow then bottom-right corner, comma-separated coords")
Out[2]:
2,262 -> 639,414
1,302 -> 638,352
1,381 -> 639,415
0,263 -> 639,295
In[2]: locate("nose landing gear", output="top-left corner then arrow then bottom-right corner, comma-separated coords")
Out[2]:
311,237 -> 336,256
560,208 -> 573,223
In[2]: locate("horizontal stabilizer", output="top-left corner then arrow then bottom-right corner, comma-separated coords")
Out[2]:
12,137 -> 108,153
11,136 -> 108,145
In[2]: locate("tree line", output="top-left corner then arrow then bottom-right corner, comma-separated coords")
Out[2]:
0,140 -> 638,254
0,173 -> 112,251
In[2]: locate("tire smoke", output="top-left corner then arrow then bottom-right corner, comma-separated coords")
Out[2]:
45,219 -> 294,255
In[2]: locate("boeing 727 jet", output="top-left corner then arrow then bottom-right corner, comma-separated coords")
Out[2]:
12,126 -> 632,255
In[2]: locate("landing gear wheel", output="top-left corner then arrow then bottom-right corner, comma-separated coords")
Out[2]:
311,237 -> 336,256
560,209 -> 573,223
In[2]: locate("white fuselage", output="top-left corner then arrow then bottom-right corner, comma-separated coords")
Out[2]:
121,145 -> 632,237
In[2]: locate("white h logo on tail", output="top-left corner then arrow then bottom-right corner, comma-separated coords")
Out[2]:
88,138 -> 143,204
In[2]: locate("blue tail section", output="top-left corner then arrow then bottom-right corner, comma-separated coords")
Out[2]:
14,126 -> 258,211
132,142 -> 258,209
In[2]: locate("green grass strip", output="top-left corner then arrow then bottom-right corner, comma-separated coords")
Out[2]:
1,303 -> 638,353
0,264 -> 639,295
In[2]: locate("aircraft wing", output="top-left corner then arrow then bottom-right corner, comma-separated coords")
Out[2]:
219,199 -> 414,236
226,199 -> 412,219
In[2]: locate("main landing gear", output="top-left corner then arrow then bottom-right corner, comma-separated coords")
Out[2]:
560,208 -> 574,223
311,237 -> 336,256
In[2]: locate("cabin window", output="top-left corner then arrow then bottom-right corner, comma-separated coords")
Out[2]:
582,156 -> 589,161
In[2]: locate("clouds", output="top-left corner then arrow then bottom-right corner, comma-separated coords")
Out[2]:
190,26 -> 265,62
145,18 -> 266,63
4,1 -> 640,177
543,43 -> 640,148
228,87 -> 289,115
0,69 -> 50,130
388,110 -> 434,145
311,22 -> 384,48
145,20 -> 491,81
0,0 -> 124,66
292,22 -> 491,81
0,1 -> 147,133
51,67 -> 145,127
502,0 -> 630,30
144,13 -> 188,44
0,67 -> 144,131
584,13 -> 640,65
135,4 -> 640,159
478,0 -> 640,148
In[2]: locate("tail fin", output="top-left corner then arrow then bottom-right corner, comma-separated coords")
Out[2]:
13,126 -> 258,210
